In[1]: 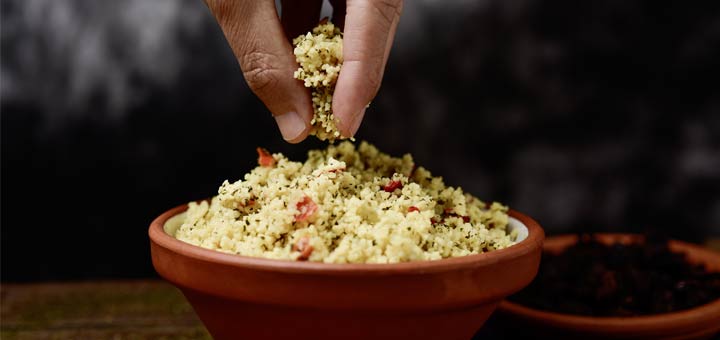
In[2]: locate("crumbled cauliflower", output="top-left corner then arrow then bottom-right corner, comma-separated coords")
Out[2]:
175,141 -> 518,263
293,21 -> 345,142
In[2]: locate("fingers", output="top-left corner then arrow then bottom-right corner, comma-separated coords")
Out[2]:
205,0 -> 312,143
280,0 -> 323,42
332,0 -> 403,137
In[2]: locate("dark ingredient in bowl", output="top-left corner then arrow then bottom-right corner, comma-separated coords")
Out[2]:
508,233 -> 720,316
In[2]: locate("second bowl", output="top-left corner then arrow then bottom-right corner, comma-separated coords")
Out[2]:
498,234 -> 720,340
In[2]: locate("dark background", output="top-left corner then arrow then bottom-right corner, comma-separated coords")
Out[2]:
2,0 -> 719,282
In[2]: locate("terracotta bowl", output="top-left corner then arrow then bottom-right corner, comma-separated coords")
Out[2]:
149,202 -> 544,340
498,234 -> 720,340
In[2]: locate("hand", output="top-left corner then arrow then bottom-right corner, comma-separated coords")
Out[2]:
204,0 -> 403,143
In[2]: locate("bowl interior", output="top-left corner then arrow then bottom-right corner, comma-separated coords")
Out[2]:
508,217 -> 529,243
164,211 -> 185,236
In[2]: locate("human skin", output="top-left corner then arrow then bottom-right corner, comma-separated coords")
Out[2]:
204,0 -> 403,142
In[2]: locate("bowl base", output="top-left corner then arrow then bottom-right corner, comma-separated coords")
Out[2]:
183,288 -> 498,340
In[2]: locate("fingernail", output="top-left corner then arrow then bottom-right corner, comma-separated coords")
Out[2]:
274,111 -> 307,141
347,107 -> 366,137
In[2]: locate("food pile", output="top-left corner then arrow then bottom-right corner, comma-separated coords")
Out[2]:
508,234 -> 720,316
175,142 -> 517,263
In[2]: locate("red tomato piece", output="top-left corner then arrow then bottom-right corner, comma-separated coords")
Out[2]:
294,196 -> 318,222
293,236 -> 314,261
256,147 -> 276,167
408,206 -> 420,213
382,180 -> 403,193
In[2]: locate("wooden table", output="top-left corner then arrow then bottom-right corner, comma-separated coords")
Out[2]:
1,280 -> 210,339
0,280 -> 505,339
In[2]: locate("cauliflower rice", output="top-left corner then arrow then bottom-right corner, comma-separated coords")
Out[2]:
175,142 -> 518,263
293,21 -> 344,142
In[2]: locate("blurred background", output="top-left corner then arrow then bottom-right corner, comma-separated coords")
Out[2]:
2,0 -> 719,282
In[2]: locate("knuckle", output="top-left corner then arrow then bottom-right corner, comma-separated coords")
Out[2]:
240,51 -> 281,95
365,65 -> 383,93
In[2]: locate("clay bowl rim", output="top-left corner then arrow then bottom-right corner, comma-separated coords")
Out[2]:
149,201 -> 544,276
498,233 -> 720,333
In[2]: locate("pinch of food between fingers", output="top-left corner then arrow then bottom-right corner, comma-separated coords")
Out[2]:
292,21 -> 346,142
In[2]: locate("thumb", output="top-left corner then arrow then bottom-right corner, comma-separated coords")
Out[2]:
332,0 -> 402,137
